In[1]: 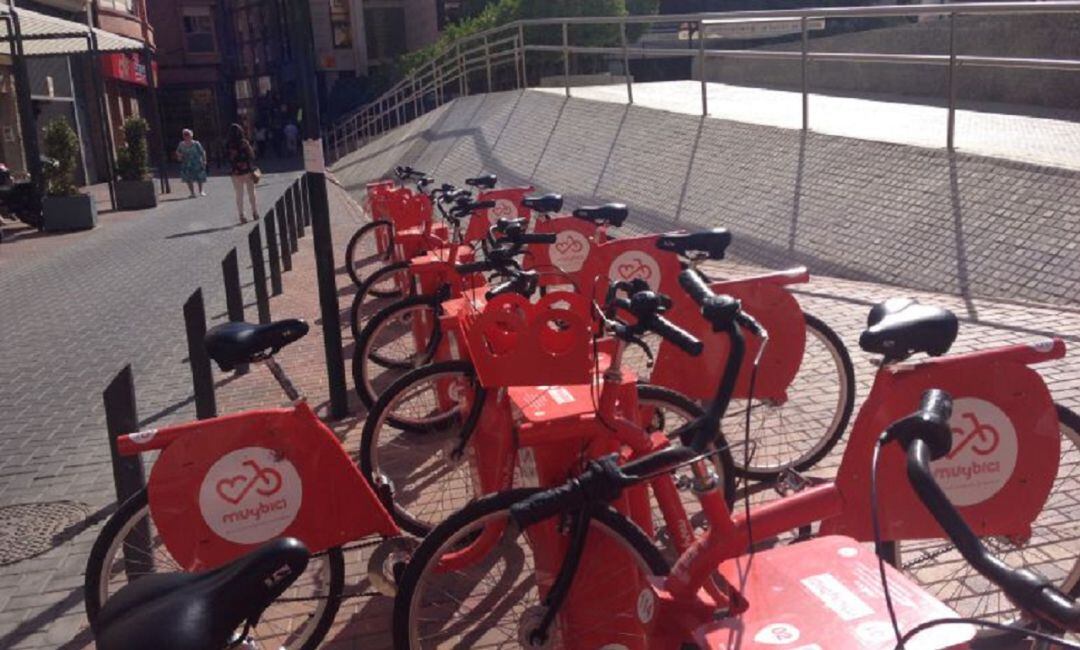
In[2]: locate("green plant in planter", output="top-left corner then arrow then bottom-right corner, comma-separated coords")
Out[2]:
116,116 -> 150,182
42,118 -> 80,197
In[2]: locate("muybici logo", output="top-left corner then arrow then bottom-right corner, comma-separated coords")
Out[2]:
489,199 -> 517,224
608,251 -> 662,289
549,230 -> 590,272
930,398 -> 1018,507
198,447 -> 303,544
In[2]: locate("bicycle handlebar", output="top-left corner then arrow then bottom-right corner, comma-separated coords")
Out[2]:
609,295 -> 702,356
896,389 -> 1080,632
678,270 -> 766,337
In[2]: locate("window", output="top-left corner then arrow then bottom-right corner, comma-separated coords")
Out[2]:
364,7 -> 406,61
182,7 -> 216,54
99,0 -> 135,12
235,79 -> 252,100
331,0 -> 352,49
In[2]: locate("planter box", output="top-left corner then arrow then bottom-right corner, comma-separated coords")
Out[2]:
42,194 -> 97,231
115,179 -> 157,210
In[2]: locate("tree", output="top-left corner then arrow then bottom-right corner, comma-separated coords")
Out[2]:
115,116 -> 150,182
42,119 -> 80,197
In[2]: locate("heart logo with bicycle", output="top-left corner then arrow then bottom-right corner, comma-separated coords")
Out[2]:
549,230 -> 590,272
608,251 -> 662,289
930,398 -> 1018,507
488,199 -> 517,224
198,447 -> 304,544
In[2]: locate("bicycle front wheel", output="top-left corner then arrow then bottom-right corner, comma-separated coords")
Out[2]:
724,312 -> 855,480
345,219 -> 395,288
354,296 -> 442,411
350,260 -> 413,341
393,488 -> 670,650
84,490 -> 343,650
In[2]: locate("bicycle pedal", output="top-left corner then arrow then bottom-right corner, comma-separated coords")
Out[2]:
774,468 -> 811,496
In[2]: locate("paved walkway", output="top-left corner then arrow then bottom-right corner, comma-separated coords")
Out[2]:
535,80 -> 1080,171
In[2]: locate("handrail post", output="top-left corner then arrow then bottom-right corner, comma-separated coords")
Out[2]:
621,22 -> 633,104
397,90 -> 405,126
947,11 -> 957,152
801,17 -> 809,133
485,35 -> 493,91
413,77 -> 420,117
563,22 -> 571,97
458,43 -> 466,96
519,24 -> 527,88
698,19 -> 707,116
435,61 -> 443,106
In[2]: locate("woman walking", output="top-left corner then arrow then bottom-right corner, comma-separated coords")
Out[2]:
175,129 -> 207,198
226,123 -> 258,223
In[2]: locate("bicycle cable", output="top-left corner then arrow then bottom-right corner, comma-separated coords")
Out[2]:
742,336 -> 767,556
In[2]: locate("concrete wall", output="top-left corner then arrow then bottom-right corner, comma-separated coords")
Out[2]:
331,90 -> 1080,306
698,14 -> 1080,109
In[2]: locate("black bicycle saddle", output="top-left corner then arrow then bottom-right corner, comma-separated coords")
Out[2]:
656,228 -> 732,260
204,319 -> 309,371
573,203 -> 628,227
859,298 -> 958,362
522,193 -> 563,214
94,538 -> 310,650
465,173 -> 498,189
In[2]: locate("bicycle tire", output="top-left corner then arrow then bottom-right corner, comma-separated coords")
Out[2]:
354,295 -> 443,411
350,260 -> 412,341
360,360 -> 488,536
730,312 -> 856,480
84,489 -> 344,650
392,488 -> 670,650
345,220 -> 395,289
883,403 -> 1080,631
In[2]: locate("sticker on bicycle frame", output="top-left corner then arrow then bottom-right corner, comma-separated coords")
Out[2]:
548,386 -> 575,405
608,251 -> 662,289
800,573 -> 873,622
636,588 -> 655,623
198,447 -> 303,545
549,230 -> 591,272
753,623 -> 800,644
129,428 -> 157,445
930,398 -> 1018,507
489,199 -> 517,223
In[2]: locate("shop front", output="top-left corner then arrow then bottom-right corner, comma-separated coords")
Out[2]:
100,51 -> 153,152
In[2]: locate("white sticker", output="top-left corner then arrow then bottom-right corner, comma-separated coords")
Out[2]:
753,623 -> 800,645
637,588 -> 656,623
129,429 -> 158,445
549,230 -> 591,272
608,251 -> 662,289
548,386 -> 575,404
801,573 -> 874,622
489,198 -> 517,224
932,397 -> 1018,506
198,447 -> 303,545
303,139 -> 325,173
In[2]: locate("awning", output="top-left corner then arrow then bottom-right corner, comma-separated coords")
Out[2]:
0,6 -> 145,57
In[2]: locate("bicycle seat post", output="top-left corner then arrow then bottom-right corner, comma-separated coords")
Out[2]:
263,355 -> 304,404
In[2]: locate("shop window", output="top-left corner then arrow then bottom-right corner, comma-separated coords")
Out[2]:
182,7 -> 217,54
364,7 -> 406,61
331,0 -> 352,49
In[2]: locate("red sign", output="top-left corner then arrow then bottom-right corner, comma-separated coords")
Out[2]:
101,53 -> 149,86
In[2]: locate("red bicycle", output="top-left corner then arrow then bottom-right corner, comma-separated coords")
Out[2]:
84,319 -> 404,650
392,270 -> 1080,645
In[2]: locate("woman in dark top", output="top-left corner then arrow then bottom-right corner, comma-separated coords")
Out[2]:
226,123 -> 258,223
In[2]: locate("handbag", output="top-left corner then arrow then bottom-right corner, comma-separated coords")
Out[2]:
252,167 -> 262,184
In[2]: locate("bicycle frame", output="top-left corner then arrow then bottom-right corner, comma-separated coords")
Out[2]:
115,399 -> 400,571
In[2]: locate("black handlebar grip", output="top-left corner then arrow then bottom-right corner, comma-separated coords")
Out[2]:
520,233 -> 557,245
456,260 -> 496,275
651,314 -> 704,356
678,269 -> 714,306
510,482 -> 583,528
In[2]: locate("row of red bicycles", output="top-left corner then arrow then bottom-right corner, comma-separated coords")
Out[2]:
82,166 -> 1080,650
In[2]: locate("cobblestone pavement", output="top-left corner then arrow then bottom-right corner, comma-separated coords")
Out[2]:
534,80 -> 1080,172
0,166 -> 313,648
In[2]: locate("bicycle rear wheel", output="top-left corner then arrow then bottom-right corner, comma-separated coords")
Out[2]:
345,219 -> 395,288
884,404 -> 1080,631
393,488 -> 670,650
84,490 -> 343,650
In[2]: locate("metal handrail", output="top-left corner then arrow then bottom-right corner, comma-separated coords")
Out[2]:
324,1 -> 1080,164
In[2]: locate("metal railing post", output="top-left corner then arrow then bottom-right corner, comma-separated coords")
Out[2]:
485,35 -> 493,91
397,90 -> 405,125
947,12 -> 957,152
458,43 -> 466,96
801,17 -> 809,133
435,62 -> 443,106
621,22 -> 633,104
519,24 -> 527,88
698,20 -> 708,116
413,77 -> 420,117
563,22 -> 571,97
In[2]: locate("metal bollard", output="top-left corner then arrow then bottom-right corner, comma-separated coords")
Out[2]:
222,248 -> 249,375
285,185 -> 299,253
248,226 -> 271,324
264,210 -> 283,295
294,178 -> 307,237
276,201 -> 292,272
103,365 -> 152,579
183,288 -> 217,419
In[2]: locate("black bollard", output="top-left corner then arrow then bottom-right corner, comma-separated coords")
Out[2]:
222,248 -> 249,375
276,201 -> 292,272
248,226 -> 271,324
103,365 -> 152,578
265,208 -> 283,295
183,288 -> 217,419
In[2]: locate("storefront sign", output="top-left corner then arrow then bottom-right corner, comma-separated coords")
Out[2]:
101,53 -> 149,86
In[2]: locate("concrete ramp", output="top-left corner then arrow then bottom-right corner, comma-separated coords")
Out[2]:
331,88 -> 1080,306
